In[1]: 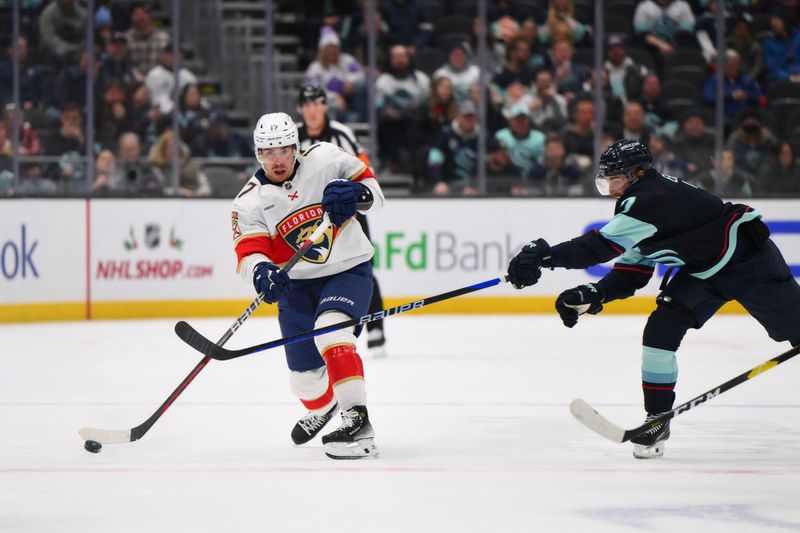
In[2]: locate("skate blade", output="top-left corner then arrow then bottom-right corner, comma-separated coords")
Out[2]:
633,441 -> 666,459
324,438 -> 379,460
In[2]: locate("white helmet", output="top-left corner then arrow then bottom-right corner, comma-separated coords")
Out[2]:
253,112 -> 299,162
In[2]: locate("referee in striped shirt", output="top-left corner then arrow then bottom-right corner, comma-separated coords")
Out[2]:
296,85 -> 388,358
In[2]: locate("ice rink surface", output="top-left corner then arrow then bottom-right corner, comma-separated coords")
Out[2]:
1,313 -> 799,533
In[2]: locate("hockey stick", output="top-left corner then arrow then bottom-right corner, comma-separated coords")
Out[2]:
175,275 -> 510,361
78,214 -> 332,445
570,343 -> 800,443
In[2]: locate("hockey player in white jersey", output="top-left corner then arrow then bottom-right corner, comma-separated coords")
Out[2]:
232,112 -> 384,459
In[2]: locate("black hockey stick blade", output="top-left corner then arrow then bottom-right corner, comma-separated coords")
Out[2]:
570,343 -> 800,443
176,276 -> 510,361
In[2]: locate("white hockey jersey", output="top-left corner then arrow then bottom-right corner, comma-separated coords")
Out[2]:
232,142 -> 384,281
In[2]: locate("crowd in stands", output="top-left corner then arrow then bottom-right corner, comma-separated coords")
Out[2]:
303,0 -> 800,196
1,0 -> 799,198
0,0 -> 253,197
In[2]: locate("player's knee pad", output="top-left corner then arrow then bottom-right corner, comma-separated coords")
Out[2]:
289,366 -> 330,401
313,311 -> 356,354
643,297 -> 697,351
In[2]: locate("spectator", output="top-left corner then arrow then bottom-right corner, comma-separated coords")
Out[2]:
53,49 -> 101,110
638,73 -> 672,128
93,5 -> 113,48
0,36 -> 48,110
123,81 -> 158,150
604,34 -> 649,103
633,0 -> 696,65
549,39 -> 589,101
768,141 -> 800,194
125,2 -> 170,75
148,128 -> 210,197
495,101 -> 546,177
539,0 -> 591,46
177,83 -> 209,147
190,109 -> 251,158
375,44 -> 430,172
145,43 -> 198,114
380,0 -> 432,53
699,148 -> 755,195
726,109 -> 778,180
427,100 -> 479,196
304,28 -> 367,122
491,15 -> 522,65
0,119 -> 11,157
95,79 -> 128,150
91,148 -> 116,194
0,120 -> 12,195
43,103 -> 86,190
562,98 -> 594,161
580,68 -> 625,130
672,107 -> 715,181
647,132 -> 688,177
110,131 -> 162,195
486,137 -> 520,183
726,16 -> 764,82
492,35 -> 535,104
3,105 -> 42,158
527,134 -> 583,196
432,44 -> 480,103
517,18 -> 549,72
98,32 -> 138,88
702,49 -> 763,127
529,68 -> 568,133
614,101 -> 653,145
694,0 -> 736,64
1,107 -> 46,193
426,76 -> 458,141
39,0 -> 86,65
763,8 -> 800,84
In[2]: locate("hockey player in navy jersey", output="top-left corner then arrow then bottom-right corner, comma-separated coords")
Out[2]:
296,85 -> 388,358
233,112 -> 384,459
507,139 -> 800,459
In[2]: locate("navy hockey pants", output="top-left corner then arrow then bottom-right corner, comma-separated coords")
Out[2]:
641,238 -> 800,413
276,261 -> 373,372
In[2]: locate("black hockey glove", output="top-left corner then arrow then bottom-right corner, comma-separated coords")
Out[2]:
555,283 -> 605,328
253,262 -> 291,304
322,179 -> 362,227
507,239 -> 551,289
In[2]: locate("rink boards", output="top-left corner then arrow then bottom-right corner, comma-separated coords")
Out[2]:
1,198 -> 798,322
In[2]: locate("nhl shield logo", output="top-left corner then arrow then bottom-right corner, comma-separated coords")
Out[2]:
277,205 -> 335,263
144,224 -> 160,249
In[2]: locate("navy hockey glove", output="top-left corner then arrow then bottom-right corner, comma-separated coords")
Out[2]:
507,239 -> 551,289
555,283 -> 604,328
322,179 -> 362,227
253,262 -> 290,304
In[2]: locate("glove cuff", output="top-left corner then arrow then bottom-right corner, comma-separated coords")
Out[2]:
589,282 -> 606,303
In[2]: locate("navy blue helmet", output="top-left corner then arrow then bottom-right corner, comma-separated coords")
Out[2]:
598,139 -> 652,180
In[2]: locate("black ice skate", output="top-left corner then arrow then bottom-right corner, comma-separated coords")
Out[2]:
631,414 -> 671,459
291,402 -> 339,445
321,405 -> 379,459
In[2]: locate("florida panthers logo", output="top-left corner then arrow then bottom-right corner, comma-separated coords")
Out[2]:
277,204 -> 336,263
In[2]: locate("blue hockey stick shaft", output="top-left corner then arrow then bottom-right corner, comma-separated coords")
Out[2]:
175,275 -> 510,361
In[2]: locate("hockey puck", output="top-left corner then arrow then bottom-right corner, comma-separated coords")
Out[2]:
84,440 -> 102,454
